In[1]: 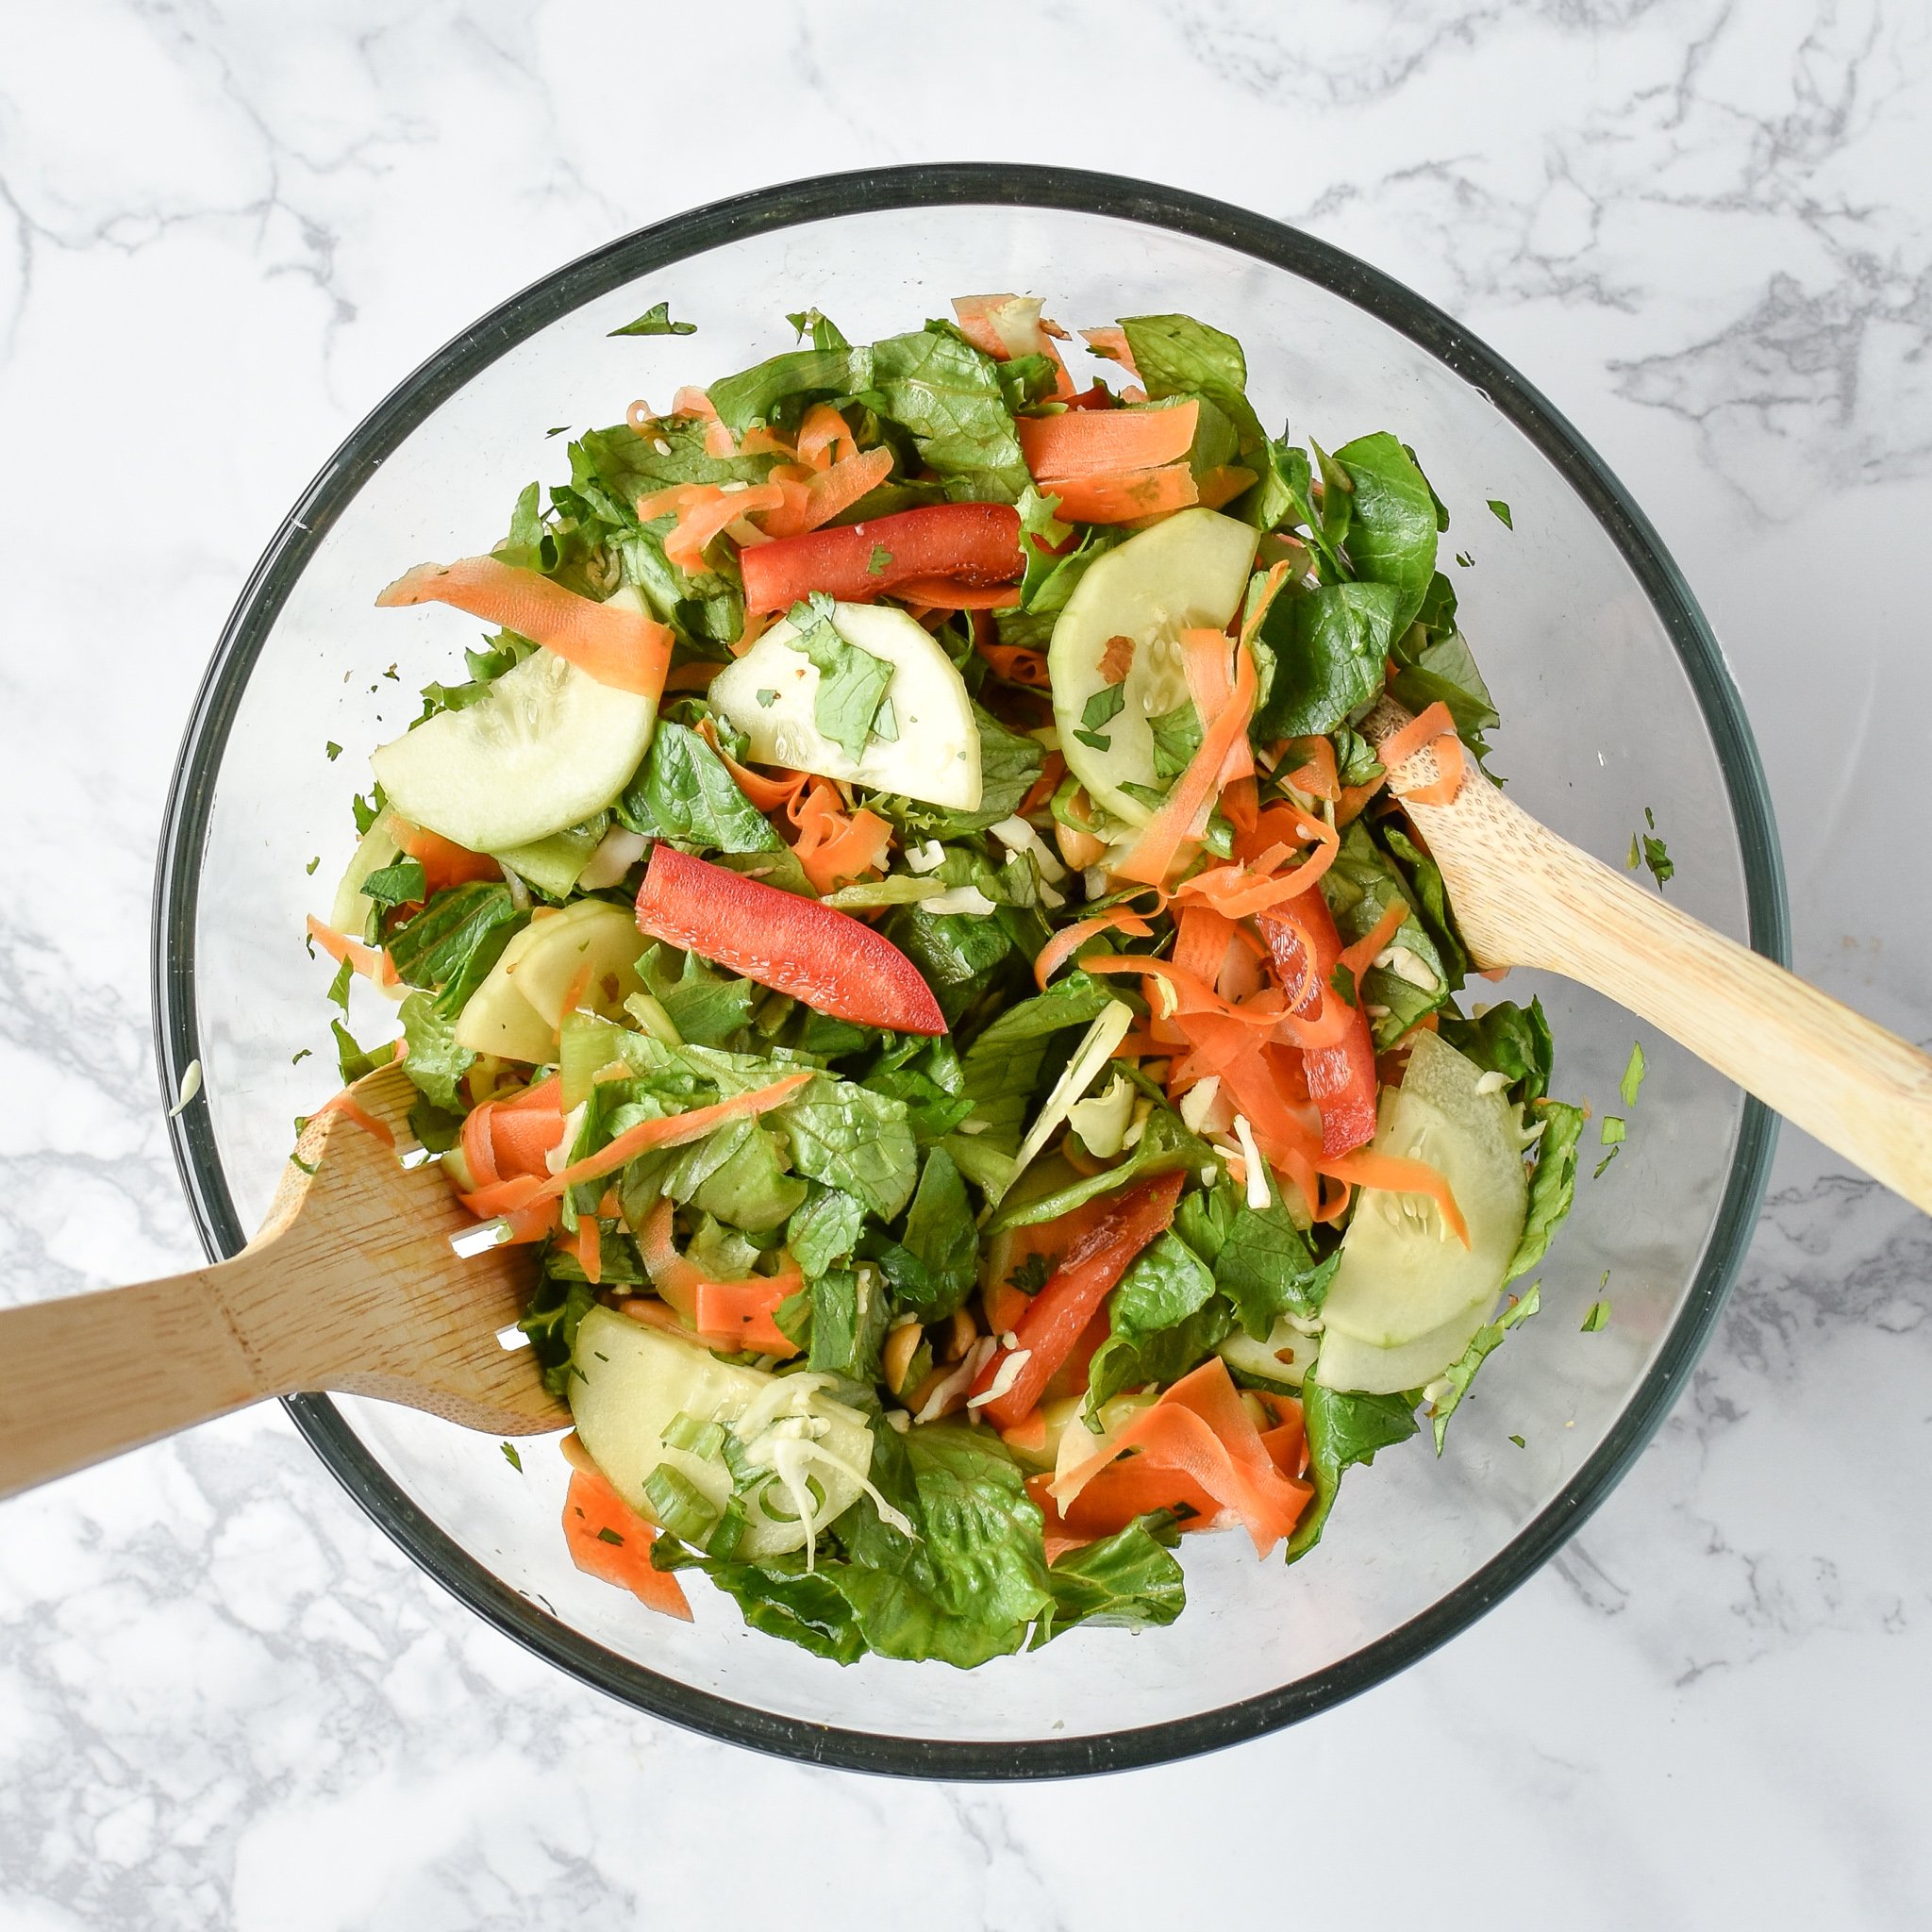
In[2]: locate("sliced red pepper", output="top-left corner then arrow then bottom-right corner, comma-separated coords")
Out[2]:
1257,895 -> 1379,1157
739,503 -> 1023,613
969,1172 -> 1184,1431
634,844 -> 945,1036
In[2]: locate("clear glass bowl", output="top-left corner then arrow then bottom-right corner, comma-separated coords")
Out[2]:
153,165 -> 1785,1777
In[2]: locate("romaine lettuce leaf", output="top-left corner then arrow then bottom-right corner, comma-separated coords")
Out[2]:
1036,1513 -> 1186,1640
1118,313 -> 1265,454
616,720 -> 778,854
1332,433 -> 1440,635
1252,579 -> 1400,741
865,325 -> 1030,503
1507,1100 -> 1584,1284
1438,998 -> 1555,1107
1428,1280 -> 1541,1452
1285,1383 -> 1419,1562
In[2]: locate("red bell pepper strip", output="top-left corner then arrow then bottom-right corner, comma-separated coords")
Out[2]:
634,844 -> 945,1036
968,1172 -> 1184,1431
1257,895 -> 1379,1157
739,503 -> 1023,613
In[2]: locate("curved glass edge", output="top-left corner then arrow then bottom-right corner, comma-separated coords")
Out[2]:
151,162 -> 1789,1781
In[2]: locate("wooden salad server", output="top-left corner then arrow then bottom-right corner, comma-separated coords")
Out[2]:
1365,699 -> 1932,1215
0,1065 -> 564,1502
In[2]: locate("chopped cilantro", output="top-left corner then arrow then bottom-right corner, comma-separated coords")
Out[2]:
325,741 -> 342,761
1007,1253 -> 1054,1294
756,688 -> 779,708
1454,550 -> 1474,568
291,1047 -> 311,1065
305,856 -> 320,875
867,544 -> 893,576
1592,1147 -> 1620,1179
785,591 -> 895,761
545,425 -> 571,437
1626,834 -> 1641,872
501,1441 -> 524,1472
1581,1299 -> 1610,1333
608,301 -> 695,337
1599,1116 -> 1626,1146
1074,681 -> 1125,755
1620,1042 -> 1646,1109
1488,499 -> 1513,528
1641,834 -> 1674,888
1508,1433 -> 1526,1447
596,1525 -> 625,1545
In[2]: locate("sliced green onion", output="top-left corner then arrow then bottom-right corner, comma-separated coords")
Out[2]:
660,1411 -> 726,1460
643,1465 -> 719,1542
706,1496 -> 747,1559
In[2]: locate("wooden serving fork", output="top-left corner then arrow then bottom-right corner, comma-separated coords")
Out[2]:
0,1064 -> 563,1501
1364,699 -> 1932,1215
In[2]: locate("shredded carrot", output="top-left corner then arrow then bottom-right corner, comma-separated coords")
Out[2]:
1112,633 -> 1258,886
573,1214 -> 603,1286
662,484 -> 788,572
1018,402 -> 1198,481
459,1074 -> 813,1219
375,557 -> 673,703
736,425 -> 796,458
637,1198 -> 801,1356
1377,701 -> 1458,774
975,640 -> 1053,691
1195,465 -> 1257,509
305,915 -> 396,990
663,659 -> 722,692
497,1197 -> 564,1246
562,1467 -> 691,1621
892,577 -> 1024,609
791,778 -> 892,894
1284,736 -> 1340,802
307,1087 -> 396,1151
1033,909 -> 1154,991
795,403 -> 854,470
1019,749 -> 1066,814
1337,775 -> 1386,825
1079,326 -> 1140,378
388,819 -> 501,893
1404,733 -> 1466,808
1318,1146 -> 1469,1246
1041,465 -> 1199,525
698,719 -> 808,812
759,446 -> 894,538
1335,898 -> 1412,995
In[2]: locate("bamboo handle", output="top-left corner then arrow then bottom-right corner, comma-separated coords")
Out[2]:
0,1257 -> 282,1499
1417,775 -> 1932,1214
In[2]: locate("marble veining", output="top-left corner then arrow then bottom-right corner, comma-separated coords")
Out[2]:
3,0 -> 1929,1924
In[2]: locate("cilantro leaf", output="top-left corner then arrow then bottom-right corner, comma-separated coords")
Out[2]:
784,592 -> 895,763
1428,1280 -> 1541,1451
608,301 -> 695,337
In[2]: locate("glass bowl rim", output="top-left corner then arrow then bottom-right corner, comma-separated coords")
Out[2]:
150,162 -> 1787,1780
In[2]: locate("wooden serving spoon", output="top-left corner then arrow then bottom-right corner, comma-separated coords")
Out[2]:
1364,698 -> 1932,1214
0,1064 -> 564,1502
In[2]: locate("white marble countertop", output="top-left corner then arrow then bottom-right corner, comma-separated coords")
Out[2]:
4,2 -> 1929,1924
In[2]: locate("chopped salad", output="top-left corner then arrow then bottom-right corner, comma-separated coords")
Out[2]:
310,298 -> 1586,1667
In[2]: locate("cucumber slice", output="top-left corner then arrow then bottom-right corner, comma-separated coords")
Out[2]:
1313,1298 -> 1492,1398
491,813 -> 608,898
1315,1031 -> 1530,1359
371,591 -> 658,852
326,816 -> 401,937
451,916 -> 556,1065
569,1307 -> 876,1559
709,601 -> 980,810
506,901 -> 645,1028
1047,508 -> 1259,824
1217,1316 -> 1317,1390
